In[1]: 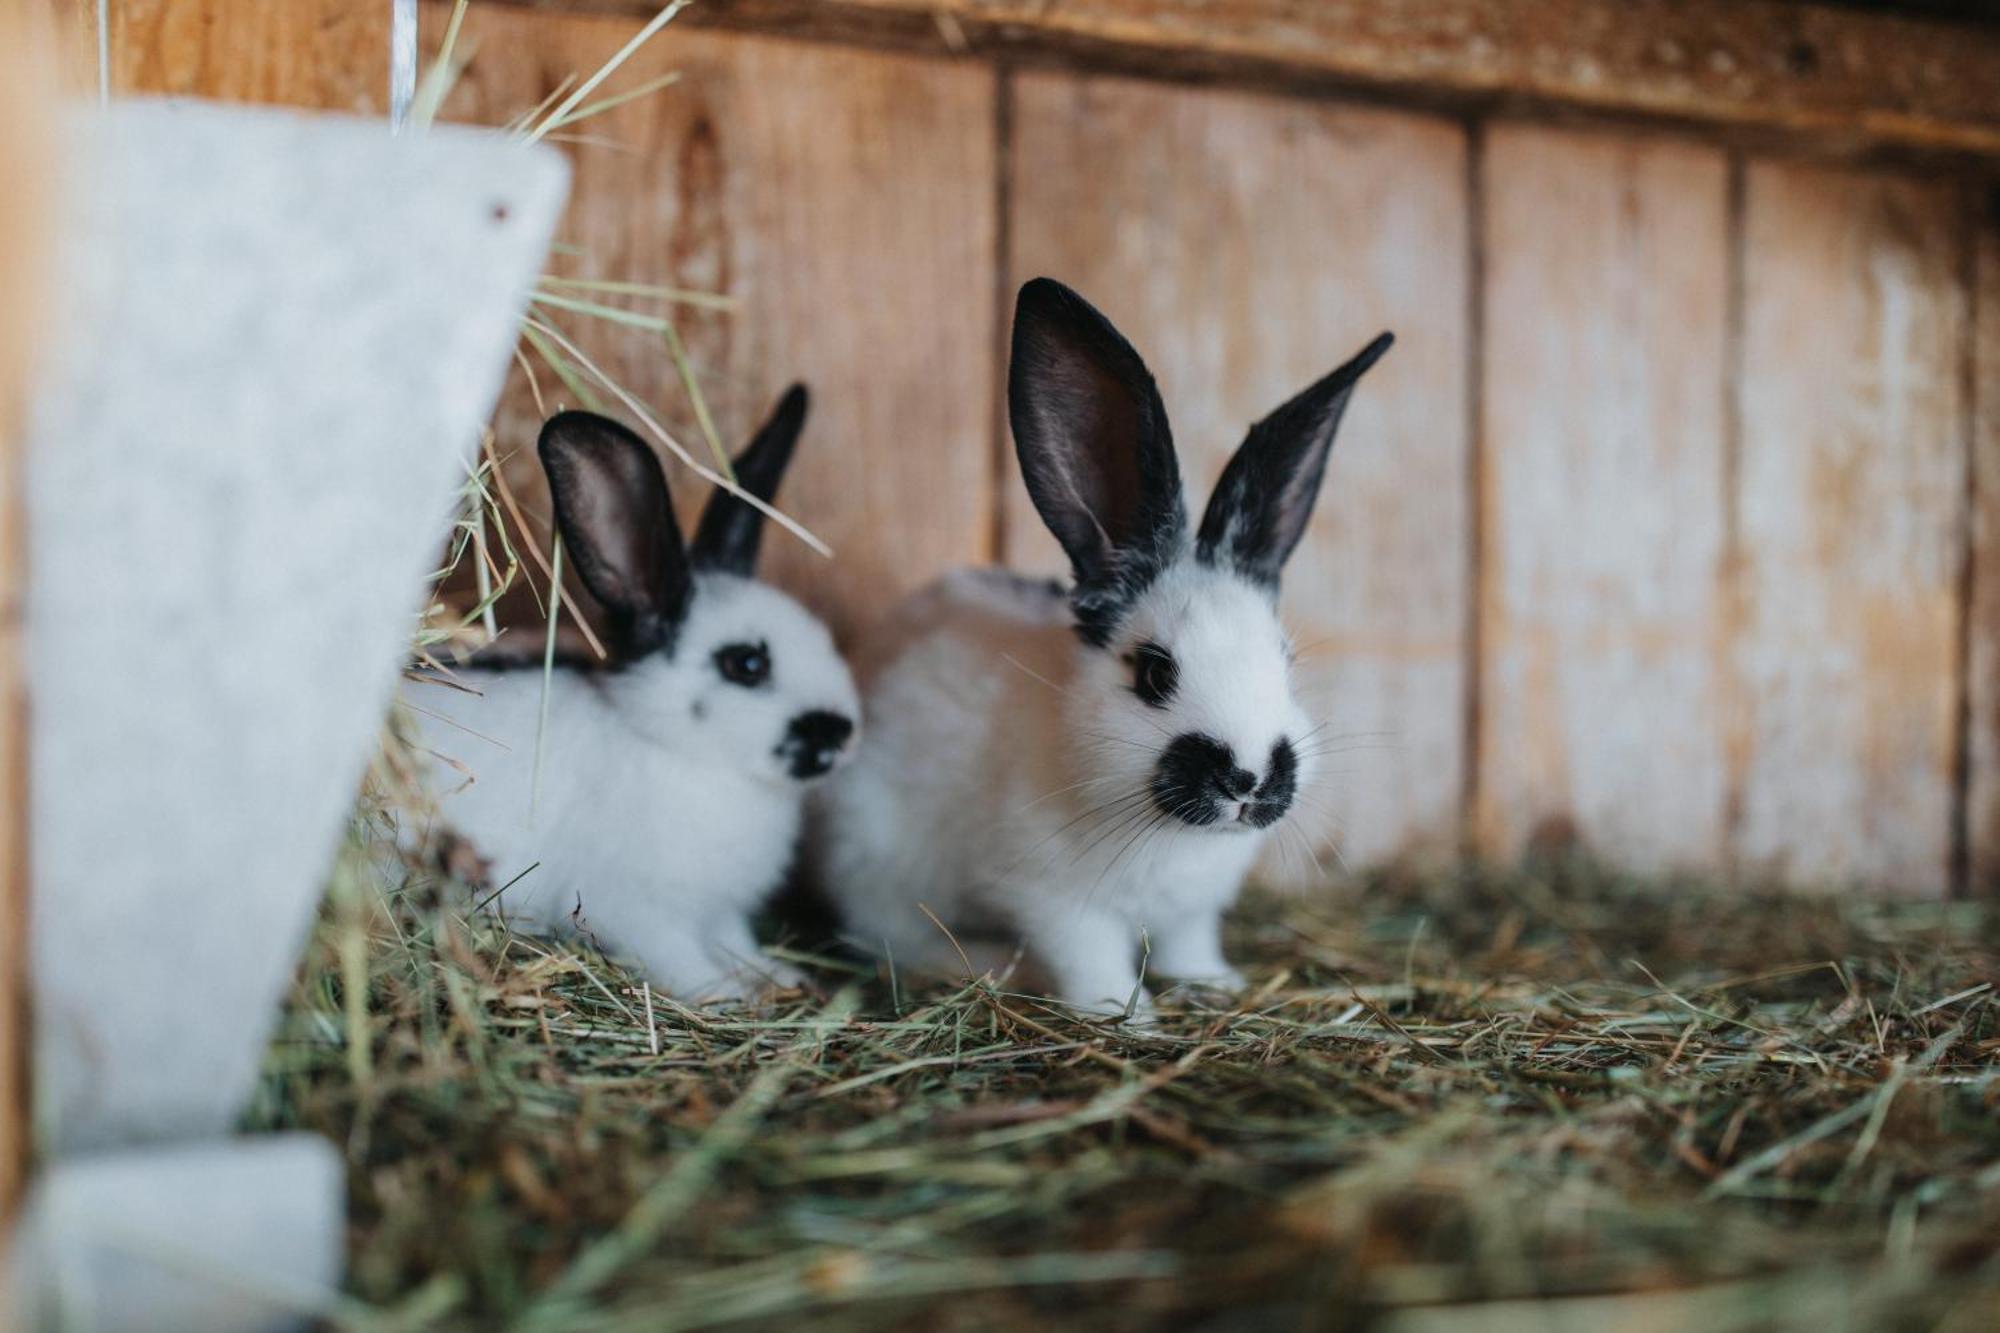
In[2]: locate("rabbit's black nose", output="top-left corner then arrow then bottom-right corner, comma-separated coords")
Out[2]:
782,710 -> 854,779
1213,764 -> 1257,799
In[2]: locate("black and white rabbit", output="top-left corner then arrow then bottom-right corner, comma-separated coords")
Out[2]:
816,279 -> 1391,1013
411,387 -> 860,1002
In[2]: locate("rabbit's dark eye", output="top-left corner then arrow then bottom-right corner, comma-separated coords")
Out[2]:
1128,641 -> 1178,708
714,640 -> 771,688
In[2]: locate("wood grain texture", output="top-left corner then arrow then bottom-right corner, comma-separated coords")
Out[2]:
437,6 -> 998,642
1735,163 -> 1967,892
517,0 -> 2000,158
1007,72 -> 1470,873
1,0 -> 56,1230
1966,187 -> 2000,895
1477,127 -> 1731,872
106,0 -> 390,111
69,0 -> 2000,899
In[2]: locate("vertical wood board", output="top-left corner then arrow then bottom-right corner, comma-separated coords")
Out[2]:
1735,162 -> 1966,892
1477,126 -> 1731,871
1966,187 -> 1999,895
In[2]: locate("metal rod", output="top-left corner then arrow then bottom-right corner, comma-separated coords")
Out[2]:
389,0 -> 418,131
95,0 -> 110,103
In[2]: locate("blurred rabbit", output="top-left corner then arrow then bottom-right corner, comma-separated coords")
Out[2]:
412,387 -> 859,1002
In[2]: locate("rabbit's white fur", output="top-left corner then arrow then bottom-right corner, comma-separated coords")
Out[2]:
821,565 -> 1302,1011
411,391 -> 859,1003
815,279 -> 1390,1014
411,575 -> 857,1000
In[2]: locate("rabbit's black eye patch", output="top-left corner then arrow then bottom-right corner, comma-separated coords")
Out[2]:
1126,640 -> 1178,708
714,640 -> 771,688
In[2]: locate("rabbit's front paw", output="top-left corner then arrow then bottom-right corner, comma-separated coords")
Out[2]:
1035,912 -> 1152,1022
750,957 -> 810,993
1055,990 -> 1157,1028
1153,969 -> 1248,1008
1158,962 -> 1247,989
680,959 -> 806,1009
1144,915 -> 1243,999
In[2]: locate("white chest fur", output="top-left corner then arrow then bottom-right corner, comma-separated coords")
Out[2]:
817,570 -> 1274,1012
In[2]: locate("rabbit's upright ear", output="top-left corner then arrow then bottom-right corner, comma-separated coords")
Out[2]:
1197,331 -> 1393,590
539,411 -> 693,657
1009,279 -> 1186,639
691,383 -> 808,576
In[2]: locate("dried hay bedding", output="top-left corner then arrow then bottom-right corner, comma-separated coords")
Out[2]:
253,847 -> 2000,1331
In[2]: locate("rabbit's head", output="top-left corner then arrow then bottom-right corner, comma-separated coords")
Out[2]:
539,387 -> 859,785
1010,278 -> 1391,833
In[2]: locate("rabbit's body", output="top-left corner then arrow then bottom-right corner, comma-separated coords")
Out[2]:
816,280 -> 1391,1013
825,567 -> 1269,1003
413,390 -> 858,1002
412,575 -> 829,996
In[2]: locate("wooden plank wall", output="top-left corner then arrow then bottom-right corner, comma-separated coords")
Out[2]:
98,0 -> 1997,895
434,5 -> 998,638
105,0 -> 389,111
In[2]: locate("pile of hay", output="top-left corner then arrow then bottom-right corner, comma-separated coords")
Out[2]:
254,840 -> 1999,1331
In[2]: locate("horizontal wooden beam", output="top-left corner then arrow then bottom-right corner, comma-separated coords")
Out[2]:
513,0 -> 2000,159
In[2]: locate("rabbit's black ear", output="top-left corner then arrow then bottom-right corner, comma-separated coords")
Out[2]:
1197,331 -> 1393,590
1009,278 -> 1186,644
538,411 -> 693,657
691,383 -> 808,576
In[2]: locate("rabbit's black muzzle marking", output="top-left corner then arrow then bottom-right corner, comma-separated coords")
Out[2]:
1151,734 -> 1296,829
780,709 -> 855,779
